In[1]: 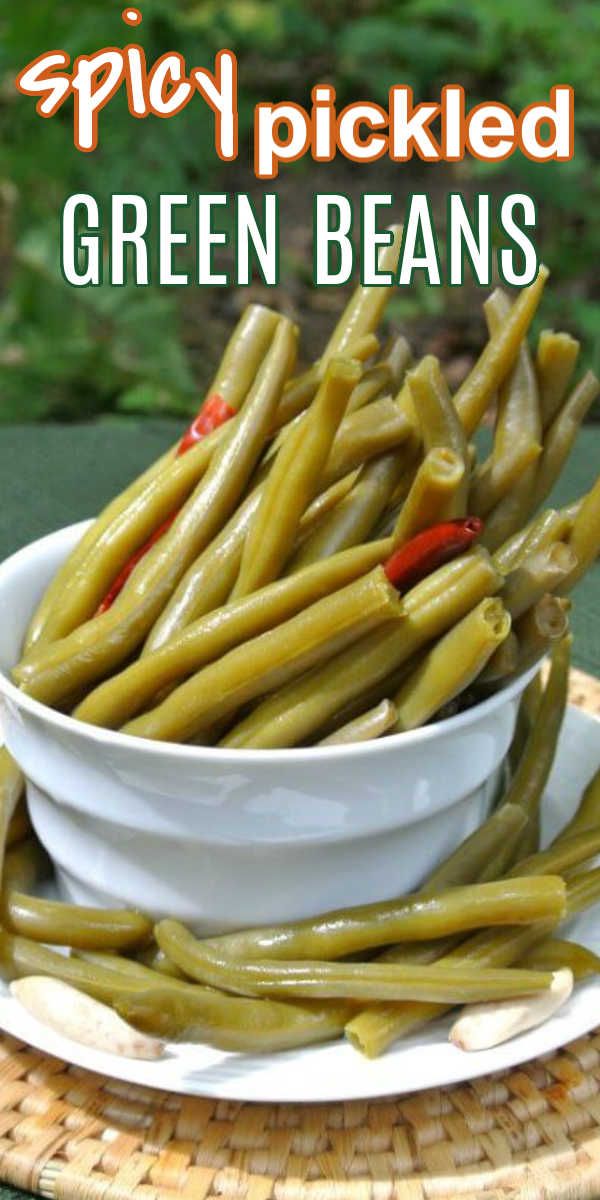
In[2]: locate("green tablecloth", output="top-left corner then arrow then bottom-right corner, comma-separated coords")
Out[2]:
1,420 -> 599,674
0,420 -> 598,1200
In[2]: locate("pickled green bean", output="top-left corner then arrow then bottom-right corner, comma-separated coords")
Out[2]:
475,631 -> 519,686
452,266 -> 548,438
510,594 -> 570,676
393,598 -> 511,732
3,839 -> 51,893
501,542 -> 577,618
76,540 -> 392,729
190,876 -> 565,964
536,330 -> 580,431
478,293 -> 542,551
318,699 -> 397,746
286,450 -> 403,569
557,475 -> 600,594
0,749 -> 24,890
406,356 -> 469,517
391,448 -> 465,547
15,321 -> 297,706
232,358 -> 361,596
522,938 -> 600,981
0,931 -> 351,1052
141,487 -> 262,653
123,567 -> 403,743
500,634 -> 571,821
222,549 -> 502,749
1,891 -> 152,951
554,767 -> 600,843
154,920 -> 552,1005
531,372 -> 600,510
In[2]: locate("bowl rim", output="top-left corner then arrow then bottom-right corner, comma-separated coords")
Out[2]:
0,519 -> 540,765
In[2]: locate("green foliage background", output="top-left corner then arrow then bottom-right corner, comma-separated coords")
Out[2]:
0,0 -> 598,422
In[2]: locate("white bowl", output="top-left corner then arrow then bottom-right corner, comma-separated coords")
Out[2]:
0,522 -> 535,933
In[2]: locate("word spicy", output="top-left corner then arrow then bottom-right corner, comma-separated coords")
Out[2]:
16,9 -> 574,178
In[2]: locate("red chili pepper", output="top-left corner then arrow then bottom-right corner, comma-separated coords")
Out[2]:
383,517 -> 484,592
96,393 -> 235,614
176,393 -> 235,456
95,514 -> 177,615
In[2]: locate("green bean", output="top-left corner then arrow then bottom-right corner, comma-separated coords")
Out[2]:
452,266 -> 548,438
424,804 -> 529,892
1,891 -> 152,951
501,543 -> 577,618
190,877 -> 565,965
286,451 -> 404,570
141,488 -> 262,653
154,919 -> 552,1005
510,594 -> 570,676
3,838 -> 51,893
536,330 -> 580,431
478,297 -> 542,552
470,442 -> 542,519
393,598 -> 511,732
557,474 -> 600,594
273,332 -> 382,431
75,949 -> 163,980
6,801 -> 32,849
510,830 -> 600,880
319,397 -> 414,488
476,631 -> 520,686
205,304 -> 283,411
76,540 -> 392,729
318,699 -> 397,746
555,767 -> 600,842
406,356 -> 469,516
24,305 -> 282,652
294,472 -> 360,543
512,508 -> 575,565
222,549 -> 502,749
232,358 -> 361,597
531,371 -> 600,510
123,567 -> 403,743
522,938 -> 600,981
23,446 -> 174,654
135,945 -> 187,979
391,449 -> 465,547
320,226 -> 403,362
508,671 -> 544,776
345,832 -> 593,1057
500,634 -> 571,822
0,931 -> 351,1052
15,321 -> 297,707
0,750 -> 25,890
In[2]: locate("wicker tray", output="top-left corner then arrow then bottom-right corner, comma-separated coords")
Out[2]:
0,669 -> 598,1200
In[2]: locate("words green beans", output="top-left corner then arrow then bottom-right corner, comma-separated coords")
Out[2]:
393,597 -> 511,732
222,549 -> 502,749
124,567 -> 403,743
76,540 -> 392,729
15,320 -> 297,707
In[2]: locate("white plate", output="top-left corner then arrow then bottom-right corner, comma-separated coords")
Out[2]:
0,704 -> 599,1103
